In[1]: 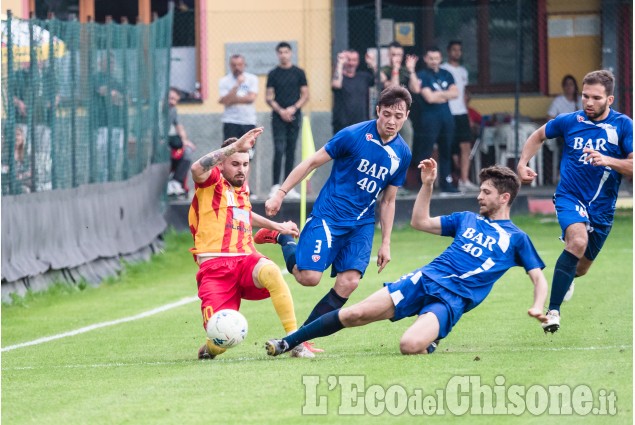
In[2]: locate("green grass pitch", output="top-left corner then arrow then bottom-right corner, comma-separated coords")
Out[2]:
2,212 -> 632,424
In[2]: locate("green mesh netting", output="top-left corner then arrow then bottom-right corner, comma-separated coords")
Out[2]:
2,10 -> 173,195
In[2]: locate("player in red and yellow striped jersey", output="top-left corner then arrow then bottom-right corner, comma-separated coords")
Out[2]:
189,128 -> 313,359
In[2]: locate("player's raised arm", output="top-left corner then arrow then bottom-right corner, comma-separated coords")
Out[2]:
410,159 -> 442,235
264,147 -> 332,217
517,125 -> 547,184
191,127 -> 263,183
526,268 -> 548,324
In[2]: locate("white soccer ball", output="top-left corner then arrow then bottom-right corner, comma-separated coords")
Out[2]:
206,309 -> 248,349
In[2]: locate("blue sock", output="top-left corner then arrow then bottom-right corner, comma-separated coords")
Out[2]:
277,234 -> 297,274
548,250 -> 580,312
283,309 -> 344,349
303,288 -> 348,326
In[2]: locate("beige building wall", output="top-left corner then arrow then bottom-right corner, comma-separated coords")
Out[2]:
2,0 -> 28,18
179,0 -> 332,115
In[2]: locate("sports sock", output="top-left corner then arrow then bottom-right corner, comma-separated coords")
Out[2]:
277,234 -> 297,274
548,250 -> 580,312
205,338 -> 227,356
258,263 -> 297,334
303,288 -> 348,326
283,309 -> 344,349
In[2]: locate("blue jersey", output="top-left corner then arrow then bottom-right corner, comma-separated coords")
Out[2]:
311,120 -> 411,226
416,68 -> 455,116
421,211 -> 545,312
546,109 -> 633,226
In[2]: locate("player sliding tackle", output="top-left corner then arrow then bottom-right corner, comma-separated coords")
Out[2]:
266,160 -> 548,356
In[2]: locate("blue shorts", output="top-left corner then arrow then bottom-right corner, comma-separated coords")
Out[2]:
296,217 -> 374,278
385,270 -> 469,339
553,193 -> 613,261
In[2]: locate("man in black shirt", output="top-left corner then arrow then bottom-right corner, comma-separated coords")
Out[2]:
265,42 -> 309,199
331,50 -> 375,134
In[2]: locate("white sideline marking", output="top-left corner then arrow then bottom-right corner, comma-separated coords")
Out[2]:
1,296 -> 199,353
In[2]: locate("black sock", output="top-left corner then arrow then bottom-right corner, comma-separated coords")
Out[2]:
303,288 -> 348,326
283,309 -> 344,349
277,234 -> 297,274
548,250 -> 580,312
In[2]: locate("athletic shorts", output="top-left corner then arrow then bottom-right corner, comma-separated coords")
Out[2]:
296,217 -> 375,278
452,114 -> 472,154
553,193 -> 613,261
196,253 -> 269,328
385,270 -> 469,339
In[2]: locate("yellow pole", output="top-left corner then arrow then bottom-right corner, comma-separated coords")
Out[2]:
300,115 -> 316,230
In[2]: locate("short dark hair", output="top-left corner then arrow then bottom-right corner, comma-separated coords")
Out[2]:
377,85 -> 412,110
221,137 -> 238,148
388,41 -> 403,49
479,165 -> 520,206
169,87 -> 181,97
582,70 -> 615,96
447,40 -> 462,50
425,46 -> 442,55
276,42 -> 292,51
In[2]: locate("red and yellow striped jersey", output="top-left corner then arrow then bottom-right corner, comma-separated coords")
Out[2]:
188,167 -> 255,256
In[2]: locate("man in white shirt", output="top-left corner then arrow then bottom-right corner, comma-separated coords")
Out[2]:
218,54 -> 258,156
440,41 -> 478,192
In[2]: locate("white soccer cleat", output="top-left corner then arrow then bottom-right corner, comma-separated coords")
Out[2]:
542,310 -> 560,334
289,342 -> 315,358
563,281 -> 575,302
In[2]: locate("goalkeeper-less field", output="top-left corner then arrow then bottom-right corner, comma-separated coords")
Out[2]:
2,213 -> 632,424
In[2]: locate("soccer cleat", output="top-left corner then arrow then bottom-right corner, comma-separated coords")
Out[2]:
289,343 -> 315,358
426,339 -> 440,354
198,344 -> 216,360
265,339 -> 290,357
254,229 -> 280,245
302,341 -> 324,353
563,281 -> 575,302
542,310 -> 560,333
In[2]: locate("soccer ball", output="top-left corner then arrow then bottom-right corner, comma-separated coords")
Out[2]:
206,309 -> 248,348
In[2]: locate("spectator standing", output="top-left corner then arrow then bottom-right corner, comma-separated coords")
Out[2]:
411,46 -> 459,194
218,54 -> 258,146
265,42 -> 309,199
377,41 -> 419,153
167,87 -> 196,198
441,40 -> 479,192
331,50 -> 375,134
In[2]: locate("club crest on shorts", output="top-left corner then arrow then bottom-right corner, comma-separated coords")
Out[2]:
312,255 -> 321,262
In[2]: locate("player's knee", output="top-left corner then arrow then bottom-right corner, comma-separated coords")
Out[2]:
296,271 -> 321,287
340,306 -> 364,326
399,337 -> 426,355
565,236 -> 587,256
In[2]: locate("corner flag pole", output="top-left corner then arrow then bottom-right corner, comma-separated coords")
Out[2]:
300,115 -> 316,230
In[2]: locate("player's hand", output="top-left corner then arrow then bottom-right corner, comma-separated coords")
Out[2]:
376,244 -> 391,274
583,148 -> 611,167
517,164 -> 537,184
235,127 -> 263,152
265,195 -> 283,217
278,220 -> 299,238
527,307 -> 548,323
417,158 -> 437,185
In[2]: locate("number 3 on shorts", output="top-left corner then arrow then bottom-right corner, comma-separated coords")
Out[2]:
314,239 -> 322,254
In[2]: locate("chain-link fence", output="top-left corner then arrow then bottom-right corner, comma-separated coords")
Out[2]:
1,9 -> 173,195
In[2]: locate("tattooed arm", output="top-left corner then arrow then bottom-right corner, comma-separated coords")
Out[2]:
191,127 -> 263,183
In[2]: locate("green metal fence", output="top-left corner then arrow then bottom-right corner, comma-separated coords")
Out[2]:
1,9 -> 173,195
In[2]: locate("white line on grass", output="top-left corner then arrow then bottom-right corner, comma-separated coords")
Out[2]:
1,296 -> 199,352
